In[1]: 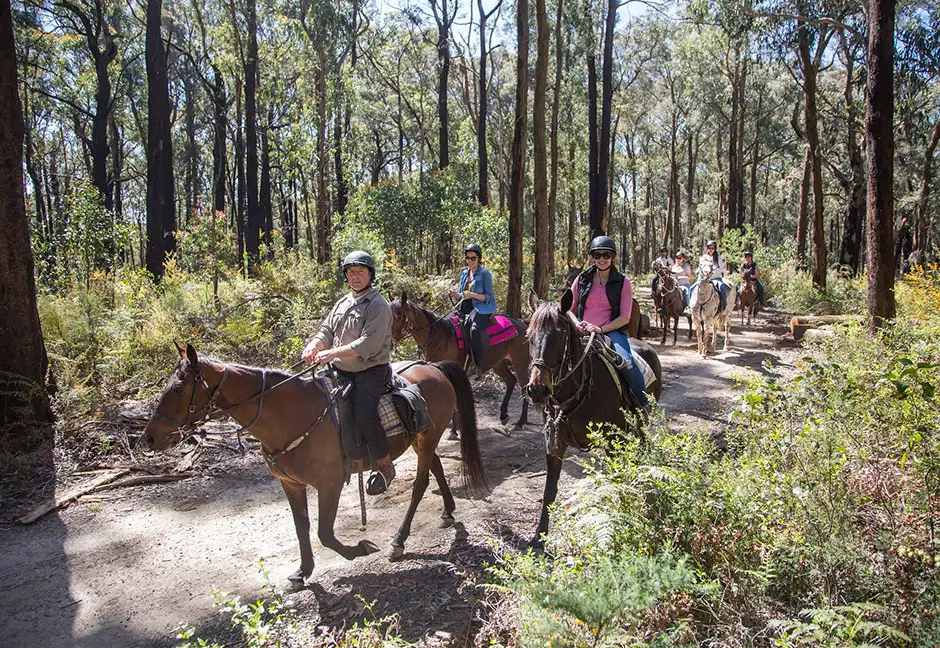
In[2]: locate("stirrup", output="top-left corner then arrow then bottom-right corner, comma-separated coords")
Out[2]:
366,462 -> 396,495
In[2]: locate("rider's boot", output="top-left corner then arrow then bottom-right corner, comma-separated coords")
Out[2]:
367,455 -> 396,495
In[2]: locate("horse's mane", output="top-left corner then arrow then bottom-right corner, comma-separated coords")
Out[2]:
407,301 -> 455,334
196,354 -> 296,381
528,301 -> 570,337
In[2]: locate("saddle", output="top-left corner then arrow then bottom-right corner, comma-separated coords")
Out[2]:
583,335 -> 657,405
450,314 -> 519,349
319,361 -> 434,472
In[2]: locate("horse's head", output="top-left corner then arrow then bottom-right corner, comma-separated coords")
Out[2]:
389,292 -> 418,342
525,289 -> 576,404
698,261 -> 714,280
141,343 -> 213,451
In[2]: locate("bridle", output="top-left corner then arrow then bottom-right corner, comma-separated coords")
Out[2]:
150,359 -> 318,452
395,302 -> 458,352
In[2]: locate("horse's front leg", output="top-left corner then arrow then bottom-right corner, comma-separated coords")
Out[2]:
279,480 -> 315,583
530,452 -> 565,549
391,450 -> 433,560
316,479 -> 379,561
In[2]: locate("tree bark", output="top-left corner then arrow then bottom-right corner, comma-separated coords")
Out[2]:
234,78 -> 246,269
914,120 -> 940,255
0,0 -> 52,440
506,0 -> 528,317
547,0 -> 564,277
260,115 -> 272,253
211,67 -> 227,215
797,17 -> 829,288
476,0 -> 500,206
145,0 -> 177,281
587,55 -> 600,239
333,93 -> 348,215
592,0 -> 617,238
432,0 -> 455,169
838,44 -> 865,274
315,50 -> 331,264
865,0 -> 896,330
244,0 -> 261,270
797,145 -> 811,263
532,0 -> 550,298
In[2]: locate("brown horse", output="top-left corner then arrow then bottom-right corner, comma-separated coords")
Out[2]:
524,290 -> 663,546
390,293 -> 529,427
738,273 -> 758,326
653,265 -> 692,345
141,344 -> 485,583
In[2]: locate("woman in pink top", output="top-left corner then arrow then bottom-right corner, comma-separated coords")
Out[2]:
569,236 -> 650,410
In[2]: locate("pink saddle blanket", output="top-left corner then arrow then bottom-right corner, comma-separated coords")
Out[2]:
450,315 -> 519,349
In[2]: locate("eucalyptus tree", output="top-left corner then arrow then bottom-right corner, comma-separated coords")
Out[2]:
145,0 -> 176,281
506,0 -> 528,317
1,0 -> 52,438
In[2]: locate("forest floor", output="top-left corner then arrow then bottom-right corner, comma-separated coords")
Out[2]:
0,298 -> 801,648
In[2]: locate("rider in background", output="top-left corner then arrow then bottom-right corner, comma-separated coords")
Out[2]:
739,250 -> 765,306
449,243 -> 495,375
671,251 -> 693,307
303,251 -> 395,495
692,240 -> 729,311
650,246 -> 670,300
570,236 -> 650,415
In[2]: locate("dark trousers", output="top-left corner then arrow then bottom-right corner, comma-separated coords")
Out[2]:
335,364 -> 392,461
468,311 -> 491,369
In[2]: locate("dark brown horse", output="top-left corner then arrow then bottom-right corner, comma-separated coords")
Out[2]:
738,273 -> 758,326
653,265 -> 692,344
390,293 -> 529,427
524,290 -> 663,546
141,344 -> 485,583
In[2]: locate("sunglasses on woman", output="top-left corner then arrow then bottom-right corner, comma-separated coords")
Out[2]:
465,255 -> 478,261
591,251 -> 613,260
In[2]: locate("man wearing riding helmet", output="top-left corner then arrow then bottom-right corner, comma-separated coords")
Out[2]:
569,236 -> 650,414
303,251 -> 396,495
450,243 -> 496,374
692,239 -> 729,311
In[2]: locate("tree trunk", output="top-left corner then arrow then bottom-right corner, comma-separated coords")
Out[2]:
593,0 -> 617,238
433,0 -> 453,169
798,19 -> 828,288
244,0 -> 261,270
532,0 -> 550,298
183,71 -> 197,226
145,0 -> 177,281
567,137 -> 576,265
234,78 -> 246,269
333,94 -> 348,215
315,50 -> 331,264
865,0 -> 896,330
507,0 -> 528,317
211,67 -> 227,215
797,145 -> 811,263
0,0 -> 52,443
914,120 -> 940,255
548,0 -> 564,277
476,0 -> 495,206
587,54 -> 600,239
260,117 -> 272,253
716,128 -> 725,239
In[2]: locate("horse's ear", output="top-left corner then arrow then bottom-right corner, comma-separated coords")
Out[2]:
174,340 -> 185,357
560,289 -> 574,314
527,288 -> 540,312
400,291 -> 408,305
186,343 -> 199,367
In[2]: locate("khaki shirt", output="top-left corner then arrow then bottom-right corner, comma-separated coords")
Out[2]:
313,288 -> 393,372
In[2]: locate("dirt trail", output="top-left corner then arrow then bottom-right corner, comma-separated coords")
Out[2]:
0,303 -> 798,648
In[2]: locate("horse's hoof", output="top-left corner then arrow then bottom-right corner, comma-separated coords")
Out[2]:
446,430 -> 460,441
287,568 -> 309,585
358,540 -> 381,555
500,415 -> 510,425
440,513 -> 455,528
389,544 -> 405,561
513,422 -> 525,431
526,538 -> 546,554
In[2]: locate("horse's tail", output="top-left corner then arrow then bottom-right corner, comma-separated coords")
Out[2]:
432,361 -> 487,491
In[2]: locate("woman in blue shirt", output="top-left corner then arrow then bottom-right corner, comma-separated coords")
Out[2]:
449,243 -> 496,373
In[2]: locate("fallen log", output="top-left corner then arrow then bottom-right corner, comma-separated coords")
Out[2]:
16,469 -> 195,524
800,327 -> 836,345
16,469 -> 131,524
790,314 -> 863,341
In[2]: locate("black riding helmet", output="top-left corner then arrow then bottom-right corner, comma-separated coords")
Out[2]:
342,250 -> 376,282
589,235 -> 616,253
464,243 -> 483,260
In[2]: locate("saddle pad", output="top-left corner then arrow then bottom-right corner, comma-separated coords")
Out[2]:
450,314 -> 519,349
595,337 -> 657,388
